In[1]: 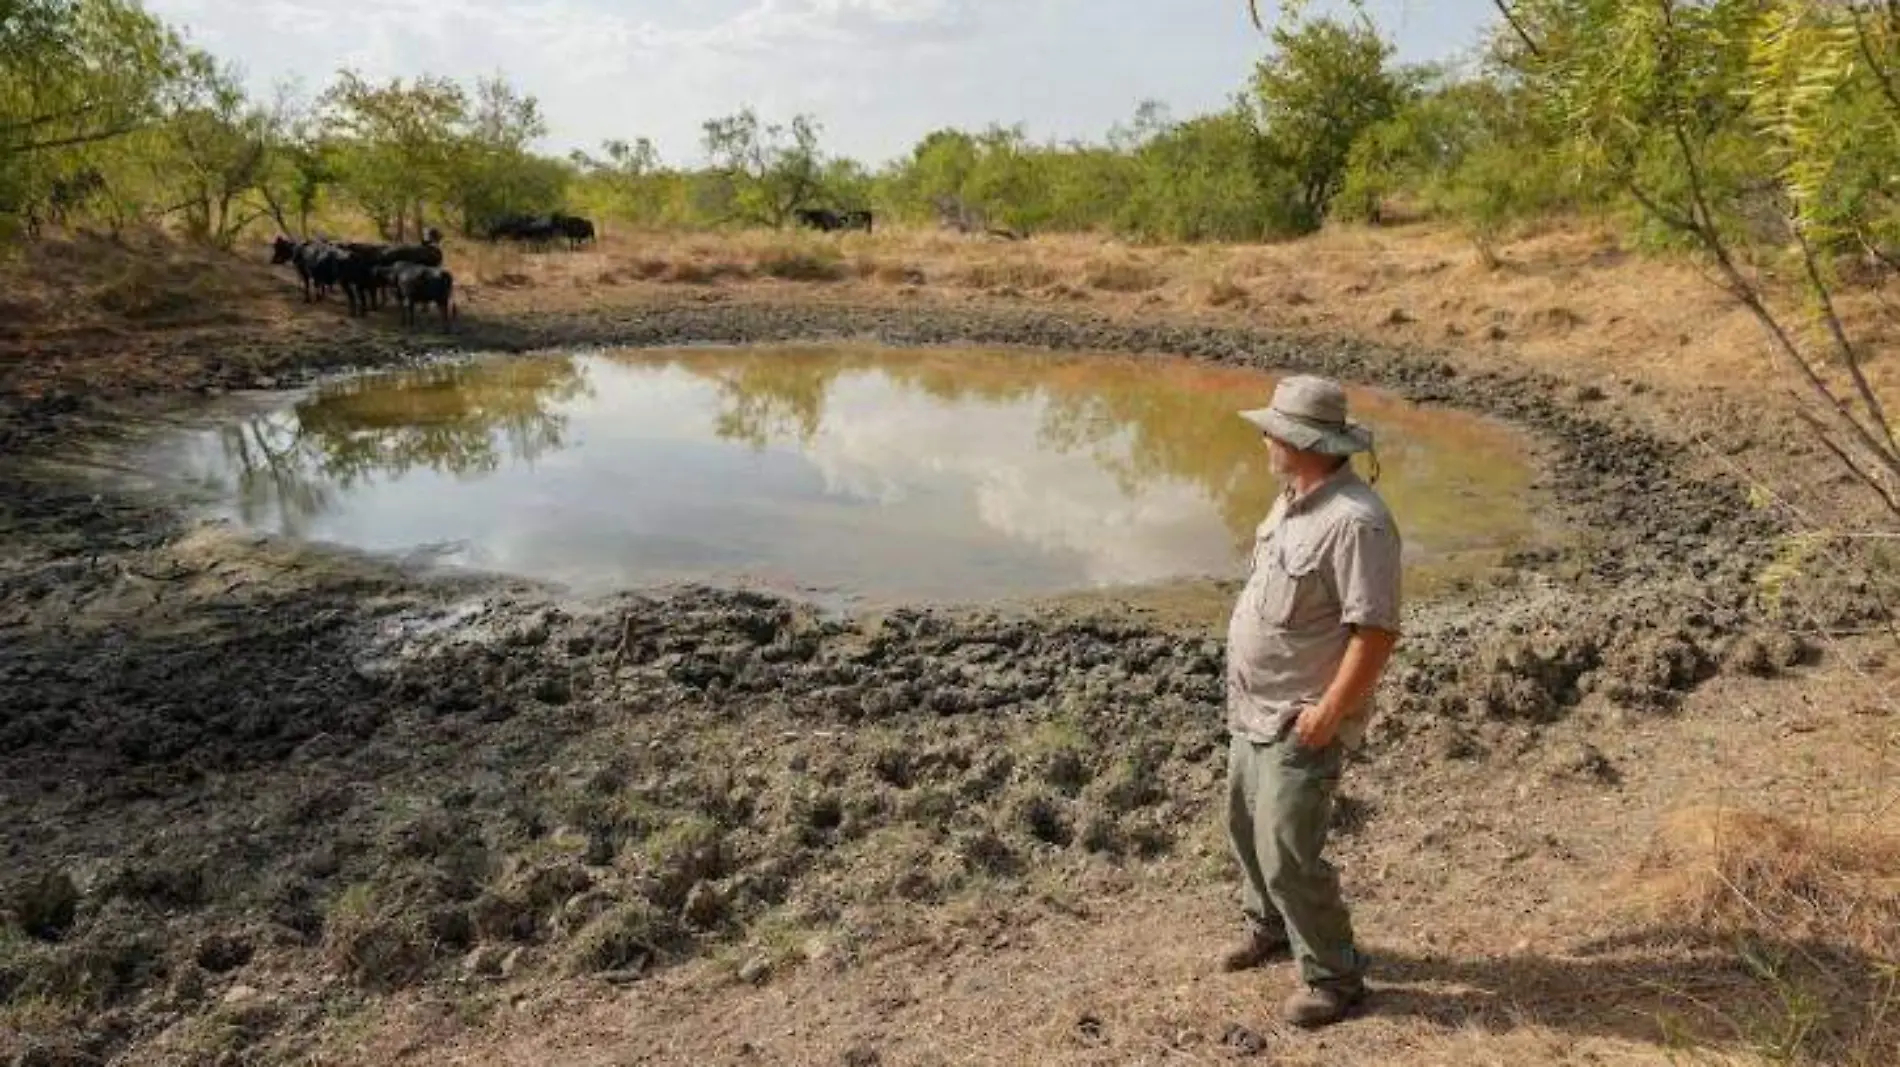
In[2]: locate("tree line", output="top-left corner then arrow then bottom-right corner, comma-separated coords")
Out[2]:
7,0 -> 1900,281
1,0 -> 557,245
0,0 -> 1663,249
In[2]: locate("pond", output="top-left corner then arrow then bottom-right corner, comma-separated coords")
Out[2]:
145,345 -> 1555,604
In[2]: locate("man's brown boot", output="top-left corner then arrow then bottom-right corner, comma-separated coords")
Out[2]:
1281,983 -> 1366,1028
1219,927 -> 1290,972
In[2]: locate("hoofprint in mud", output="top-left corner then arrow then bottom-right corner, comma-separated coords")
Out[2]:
0,304 -> 1851,1066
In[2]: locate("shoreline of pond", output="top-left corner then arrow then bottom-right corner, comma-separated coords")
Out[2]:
93,341 -> 1561,615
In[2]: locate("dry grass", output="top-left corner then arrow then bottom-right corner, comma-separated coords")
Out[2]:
1190,266 -> 1254,309
754,241 -> 846,283
0,227 -> 329,406
17,217 -> 1886,427
952,254 -> 1062,291
436,223 -> 1900,423
870,260 -> 926,286
0,228 -> 262,336
320,883 -> 432,992
1634,808 -> 1900,960
458,240 -> 534,289
1080,253 -> 1164,293
1624,807 -> 1900,1065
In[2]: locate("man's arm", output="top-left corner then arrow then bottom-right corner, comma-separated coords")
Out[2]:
1295,626 -> 1399,749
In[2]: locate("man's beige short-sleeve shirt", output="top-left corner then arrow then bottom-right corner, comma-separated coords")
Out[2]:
1225,467 -> 1402,749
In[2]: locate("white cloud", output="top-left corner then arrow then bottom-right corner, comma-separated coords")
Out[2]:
799,374 -> 1237,587
146,0 -> 1495,166
709,0 -> 980,50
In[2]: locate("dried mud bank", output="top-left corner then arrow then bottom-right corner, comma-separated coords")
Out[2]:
0,303 -> 1863,1065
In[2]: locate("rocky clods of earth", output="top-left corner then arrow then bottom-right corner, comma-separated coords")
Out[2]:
0,579 -> 1235,1064
0,302 -> 1866,1065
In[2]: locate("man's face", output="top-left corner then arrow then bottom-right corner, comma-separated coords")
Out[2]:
1264,433 -> 1297,477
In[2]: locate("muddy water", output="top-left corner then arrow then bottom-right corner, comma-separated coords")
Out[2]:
147,345 -> 1554,604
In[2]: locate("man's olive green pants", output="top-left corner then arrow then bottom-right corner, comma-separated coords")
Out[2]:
1226,732 -> 1367,990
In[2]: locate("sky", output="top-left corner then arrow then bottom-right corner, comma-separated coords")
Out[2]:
144,0 -> 1502,167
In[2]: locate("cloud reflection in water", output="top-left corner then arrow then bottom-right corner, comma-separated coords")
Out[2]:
158,345 -> 1545,602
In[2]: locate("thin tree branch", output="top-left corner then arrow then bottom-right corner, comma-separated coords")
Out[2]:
151,197 -> 203,219
1852,7 -> 1900,119
1652,111 -> 1900,495
1796,406 -> 1900,517
1794,226 -> 1900,457
1689,428 -> 1900,649
1490,0 -> 1544,59
11,123 -> 149,155
1623,180 -> 1707,243
257,183 -> 294,236
1856,228 -> 1900,277
1724,265 -> 1900,494
0,102 -> 105,137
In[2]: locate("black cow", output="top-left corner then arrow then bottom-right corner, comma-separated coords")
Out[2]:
387,263 -> 455,328
308,245 -> 343,302
794,208 -> 843,232
272,236 -> 339,302
794,208 -> 873,234
487,214 -> 559,247
485,215 -> 525,241
553,213 -> 596,249
334,242 -> 389,316
380,242 -> 444,268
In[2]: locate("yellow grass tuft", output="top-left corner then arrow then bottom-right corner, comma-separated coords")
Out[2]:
755,240 -> 847,282
1634,806 -> 1900,1057
871,261 -> 926,286
954,256 -> 1061,291
1632,807 -> 1900,959
1611,807 -> 1900,1065
1190,266 -> 1253,309
664,258 -> 752,285
1080,254 -> 1163,293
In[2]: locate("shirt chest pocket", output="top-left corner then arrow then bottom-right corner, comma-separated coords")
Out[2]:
1255,527 -> 1334,629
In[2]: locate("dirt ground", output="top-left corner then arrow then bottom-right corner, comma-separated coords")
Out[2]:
0,223 -> 1895,1067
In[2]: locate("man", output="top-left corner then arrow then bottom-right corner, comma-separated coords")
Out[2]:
1222,375 -> 1402,1028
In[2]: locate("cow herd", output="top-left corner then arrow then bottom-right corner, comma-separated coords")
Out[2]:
270,230 -> 456,328
485,213 -> 597,248
267,206 -> 887,327
267,212 -> 602,328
